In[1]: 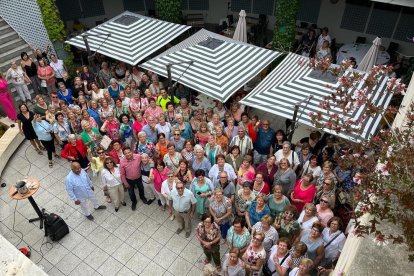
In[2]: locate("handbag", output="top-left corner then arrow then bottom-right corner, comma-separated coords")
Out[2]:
100,135 -> 112,150
263,252 -> 290,276
41,79 -> 47,87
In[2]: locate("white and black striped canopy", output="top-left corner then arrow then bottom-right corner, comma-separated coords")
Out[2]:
241,53 -> 392,142
66,11 -> 190,65
140,29 -> 281,102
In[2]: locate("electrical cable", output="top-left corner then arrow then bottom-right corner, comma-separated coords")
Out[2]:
8,142 -> 54,265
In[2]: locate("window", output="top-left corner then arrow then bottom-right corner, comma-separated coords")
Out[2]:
145,0 -> 155,10
253,0 -> 275,16
340,0 -> 371,32
231,0 -> 252,13
122,0 -> 145,11
366,3 -> 400,38
80,0 -> 105,18
189,0 -> 209,10
55,0 -> 82,21
393,7 -> 414,41
182,0 -> 188,10
297,0 -> 321,23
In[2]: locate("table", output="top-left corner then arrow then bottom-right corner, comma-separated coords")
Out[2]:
222,28 -> 235,38
9,177 -> 45,229
336,43 -> 390,66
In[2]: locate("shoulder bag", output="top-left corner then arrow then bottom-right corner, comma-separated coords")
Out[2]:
263,252 -> 290,276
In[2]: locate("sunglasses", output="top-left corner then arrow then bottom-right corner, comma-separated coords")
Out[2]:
105,161 -> 113,164
52,96 -> 58,98
176,187 -> 184,190
174,134 -> 180,136
320,199 -> 328,203
323,182 -> 331,186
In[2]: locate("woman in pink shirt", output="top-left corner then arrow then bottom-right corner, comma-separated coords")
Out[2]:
316,195 -> 334,227
132,111 -> 147,141
149,159 -> 170,210
291,173 -> 316,213
144,97 -> 163,122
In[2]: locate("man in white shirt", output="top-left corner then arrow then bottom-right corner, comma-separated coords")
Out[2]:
65,162 -> 106,220
170,181 -> 196,238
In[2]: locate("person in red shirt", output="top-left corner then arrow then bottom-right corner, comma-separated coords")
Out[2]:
252,172 -> 270,196
61,134 -> 89,169
107,141 -> 124,164
290,174 -> 316,213
247,115 -> 259,143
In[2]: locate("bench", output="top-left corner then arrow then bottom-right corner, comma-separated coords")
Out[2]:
186,14 -> 205,28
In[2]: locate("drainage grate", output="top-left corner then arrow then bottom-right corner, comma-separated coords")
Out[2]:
198,37 -> 225,50
114,15 -> 140,26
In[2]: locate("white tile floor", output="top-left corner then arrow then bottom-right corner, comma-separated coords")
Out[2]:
0,140 -> 219,276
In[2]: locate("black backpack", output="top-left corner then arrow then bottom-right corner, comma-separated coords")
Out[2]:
44,212 -> 69,241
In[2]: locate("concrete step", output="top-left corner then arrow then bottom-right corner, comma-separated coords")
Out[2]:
0,31 -> 19,45
0,38 -> 27,54
0,50 -> 34,74
0,24 -> 13,36
0,18 -> 7,28
0,44 -> 32,64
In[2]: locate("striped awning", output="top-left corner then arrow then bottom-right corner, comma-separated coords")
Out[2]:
65,11 -> 190,65
240,52 -> 392,142
140,29 -> 281,102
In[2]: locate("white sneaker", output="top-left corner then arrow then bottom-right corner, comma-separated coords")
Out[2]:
170,214 -> 175,221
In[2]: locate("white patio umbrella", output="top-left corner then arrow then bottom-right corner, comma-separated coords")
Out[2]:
232,10 -> 247,43
358,37 -> 381,72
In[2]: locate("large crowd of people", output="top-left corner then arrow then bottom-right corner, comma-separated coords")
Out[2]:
0,53 -> 363,276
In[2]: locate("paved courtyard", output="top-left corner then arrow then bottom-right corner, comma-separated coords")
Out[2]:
0,140 -> 231,276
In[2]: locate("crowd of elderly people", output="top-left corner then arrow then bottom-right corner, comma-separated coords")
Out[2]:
12,55 -> 359,275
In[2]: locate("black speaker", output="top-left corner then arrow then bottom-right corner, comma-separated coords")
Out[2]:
44,213 -> 69,241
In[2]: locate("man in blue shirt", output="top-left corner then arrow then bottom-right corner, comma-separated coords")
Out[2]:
65,162 -> 106,220
253,119 -> 275,165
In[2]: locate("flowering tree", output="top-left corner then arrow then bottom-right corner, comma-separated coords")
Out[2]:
307,57 -> 414,261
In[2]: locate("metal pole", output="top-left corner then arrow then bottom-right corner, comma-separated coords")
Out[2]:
82,35 -> 97,73
82,35 -> 91,56
287,104 -> 299,142
166,64 -> 176,107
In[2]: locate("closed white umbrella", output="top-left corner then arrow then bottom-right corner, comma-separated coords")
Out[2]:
358,37 -> 381,72
232,10 -> 247,43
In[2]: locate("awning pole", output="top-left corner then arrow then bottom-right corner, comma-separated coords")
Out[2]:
82,35 -> 97,73
287,104 -> 299,142
166,64 -> 176,107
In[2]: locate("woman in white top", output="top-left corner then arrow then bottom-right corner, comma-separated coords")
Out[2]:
300,155 -> 321,181
49,54 -> 67,82
275,141 -> 300,172
321,217 -> 346,268
6,61 -> 32,103
288,258 -> 313,276
266,237 -> 291,276
297,203 -> 319,230
90,82 -> 105,101
100,156 -> 126,212
161,171 -> 177,220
